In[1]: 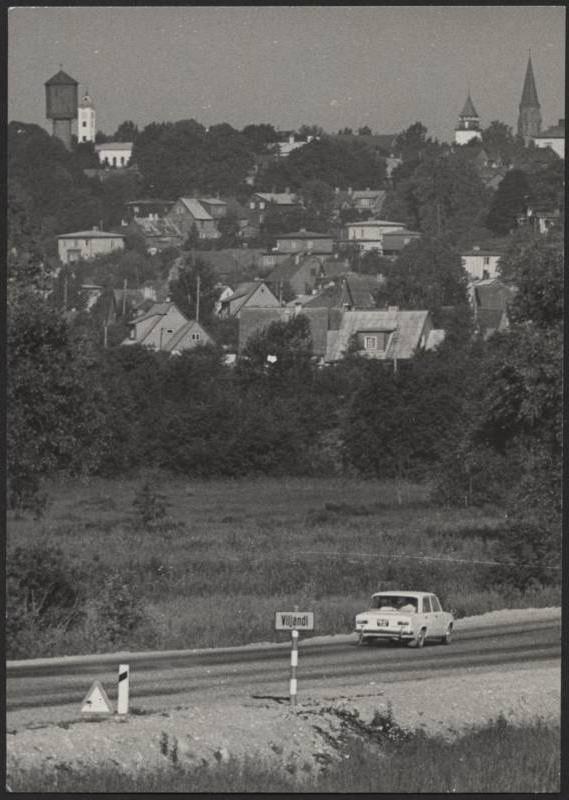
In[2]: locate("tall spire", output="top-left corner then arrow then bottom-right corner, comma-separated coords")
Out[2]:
460,93 -> 479,119
520,54 -> 540,108
518,54 -> 542,142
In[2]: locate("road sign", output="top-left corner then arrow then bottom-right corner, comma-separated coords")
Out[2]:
275,611 -> 314,631
81,680 -> 113,715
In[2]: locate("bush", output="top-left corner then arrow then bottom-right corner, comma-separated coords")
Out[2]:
7,544 -> 86,657
94,572 -> 146,643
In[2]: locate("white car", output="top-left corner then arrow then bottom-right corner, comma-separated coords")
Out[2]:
354,590 -> 454,648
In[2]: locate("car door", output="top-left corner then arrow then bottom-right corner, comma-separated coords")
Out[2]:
430,594 -> 444,636
421,595 -> 433,637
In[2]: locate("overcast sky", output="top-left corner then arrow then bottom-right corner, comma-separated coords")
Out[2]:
8,6 -> 566,142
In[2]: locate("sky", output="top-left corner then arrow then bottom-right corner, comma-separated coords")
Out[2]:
8,6 -> 566,142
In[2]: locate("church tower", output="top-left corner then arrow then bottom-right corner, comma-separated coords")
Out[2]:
518,54 -> 542,144
78,90 -> 96,143
454,93 -> 482,145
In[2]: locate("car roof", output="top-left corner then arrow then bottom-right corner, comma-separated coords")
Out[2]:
371,591 -> 434,598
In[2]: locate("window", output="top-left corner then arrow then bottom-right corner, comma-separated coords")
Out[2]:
74,240 -> 79,247
191,333 -> 201,341
82,136 -> 87,142
364,336 -> 377,350
112,157 -> 117,167
84,240 -> 89,246
120,157 -> 125,166
422,597 -> 432,613
82,121 -> 87,127
483,256 -> 490,266
431,596 -> 441,612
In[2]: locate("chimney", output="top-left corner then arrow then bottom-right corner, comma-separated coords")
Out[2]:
472,245 -> 480,251
93,225 -> 99,231
284,186 -> 290,194
366,187 -> 370,191
289,134 -> 294,144
300,227 -> 306,233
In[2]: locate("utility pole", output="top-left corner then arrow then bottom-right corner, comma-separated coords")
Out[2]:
196,273 -> 201,322
122,278 -> 127,316
63,270 -> 69,311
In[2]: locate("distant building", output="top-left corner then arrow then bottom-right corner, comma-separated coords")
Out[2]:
344,219 -> 407,253
533,119 -> 565,159
78,91 -> 96,143
461,246 -> 505,280
123,200 -> 175,223
45,69 -> 78,150
454,93 -> 482,145
167,198 -> 221,240
518,54 -> 542,144
218,281 -> 280,319
122,301 -> 213,353
57,228 -> 125,264
468,278 -> 516,340
95,142 -> 133,167
274,132 -> 315,158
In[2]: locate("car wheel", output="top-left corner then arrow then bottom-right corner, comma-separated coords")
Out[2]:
409,628 -> 426,648
441,624 -> 453,645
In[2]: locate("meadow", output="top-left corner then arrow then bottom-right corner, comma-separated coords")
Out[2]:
7,473 -> 560,658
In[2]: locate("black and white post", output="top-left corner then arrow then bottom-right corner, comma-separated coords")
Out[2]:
118,663 -> 130,715
290,629 -> 299,709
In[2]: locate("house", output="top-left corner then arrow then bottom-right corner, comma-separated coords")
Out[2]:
325,309 -> 443,363
468,278 -> 516,339
274,132 -> 315,158
123,200 -> 175,223
122,301 -> 213,352
167,198 -> 220,240
123,218 -> 184,253
266,229 -> 335,265
532,119 -> 565,159
264,253 -> 323,296
199,197 -> 228,219
343,219 -> 407,253
461,246 -> 505,280
382,229 -> 422,257
218,281 -> 280,319
95,142 -> 133,168
248,191 -> 300,224
57,228 -> 125,264
516,206 -> 561,235
238,306 -> 443,364
192,248 -> 265,283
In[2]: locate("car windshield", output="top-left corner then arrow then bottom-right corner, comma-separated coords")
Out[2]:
371,595 -> 418,612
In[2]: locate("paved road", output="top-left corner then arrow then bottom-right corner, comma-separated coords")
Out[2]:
6,620 -> 559,726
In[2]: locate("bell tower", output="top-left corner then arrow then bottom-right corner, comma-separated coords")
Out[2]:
78,90 -> 96,143
455,93 -> 482,145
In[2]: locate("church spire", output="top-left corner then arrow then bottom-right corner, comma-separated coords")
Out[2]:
520,54 -> 540,109
518,54 -> 542,143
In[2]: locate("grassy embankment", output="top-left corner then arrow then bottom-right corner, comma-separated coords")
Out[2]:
8,717 -> 560,793
7,474 -> 560,658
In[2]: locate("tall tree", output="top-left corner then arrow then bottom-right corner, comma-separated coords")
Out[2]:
486,169 -> 533,235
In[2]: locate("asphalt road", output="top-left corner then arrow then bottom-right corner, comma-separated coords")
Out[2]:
6,620 -> 560,726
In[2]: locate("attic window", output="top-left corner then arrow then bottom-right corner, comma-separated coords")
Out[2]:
364,336 -> 377,350
191,333 -> 200,341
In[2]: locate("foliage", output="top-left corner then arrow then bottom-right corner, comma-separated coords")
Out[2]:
168,255 -> 218,321
381,237 -> 468,317
7,544 -> 86,652
94,571 -> 146,643
486,169 -> 532,235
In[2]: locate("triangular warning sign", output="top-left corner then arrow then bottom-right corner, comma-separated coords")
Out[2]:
81,680 -> 113,715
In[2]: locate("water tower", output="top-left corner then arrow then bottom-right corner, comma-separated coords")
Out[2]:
45,68 -> 78,150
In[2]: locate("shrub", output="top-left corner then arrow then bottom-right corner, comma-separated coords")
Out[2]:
94,572 -> 146,643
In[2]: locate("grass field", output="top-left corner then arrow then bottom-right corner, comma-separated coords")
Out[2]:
8,717 -> 560,793
7,473 -> 560,658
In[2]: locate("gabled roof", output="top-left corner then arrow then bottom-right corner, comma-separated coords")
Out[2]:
474,280 -> 516,310
200,197 -> 227,206
45,70 -> 78,86
265,255 -> 320,283
326,309 -> 430,362
179,198 -> 213,220
351,189 -> 386,201
58,229 -> 124,239
162,320 -> 210,352
132,302 -> 181,325
345,219 -> 406,228
520,55 -> 540,108
460,94 -> 479,118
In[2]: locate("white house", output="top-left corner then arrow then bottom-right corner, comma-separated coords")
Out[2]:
95,142 -> 133,168
533,119 -> 565,159
461,246 -> 504,280
344,219 -> 407,253
57,228 -> 125,264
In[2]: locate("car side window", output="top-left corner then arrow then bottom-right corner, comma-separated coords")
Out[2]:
422,597 -> 431,613
431,595 -> 441,612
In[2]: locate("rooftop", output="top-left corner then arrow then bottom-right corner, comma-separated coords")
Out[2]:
95,142 -> 134,151
45,69 -> 78,86
58,229 -> 125,239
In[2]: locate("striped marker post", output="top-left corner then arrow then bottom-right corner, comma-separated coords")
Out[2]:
290,629 -> 299,709
117,664 -> 130,715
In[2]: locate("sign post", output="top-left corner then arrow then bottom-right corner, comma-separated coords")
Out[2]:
117,663 -> 130,715
275,610 -> 314,710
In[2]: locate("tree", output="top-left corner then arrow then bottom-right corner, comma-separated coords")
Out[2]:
486,169 -> 533,235
394,122 -> 430,162
481,120 -> 516,165
168,256 -> 218,322
383,237 -> 468,320
113,120 -> 139,143
357,126 -> 372,136
241,123 -> 279,153
298,124 -> 325,138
